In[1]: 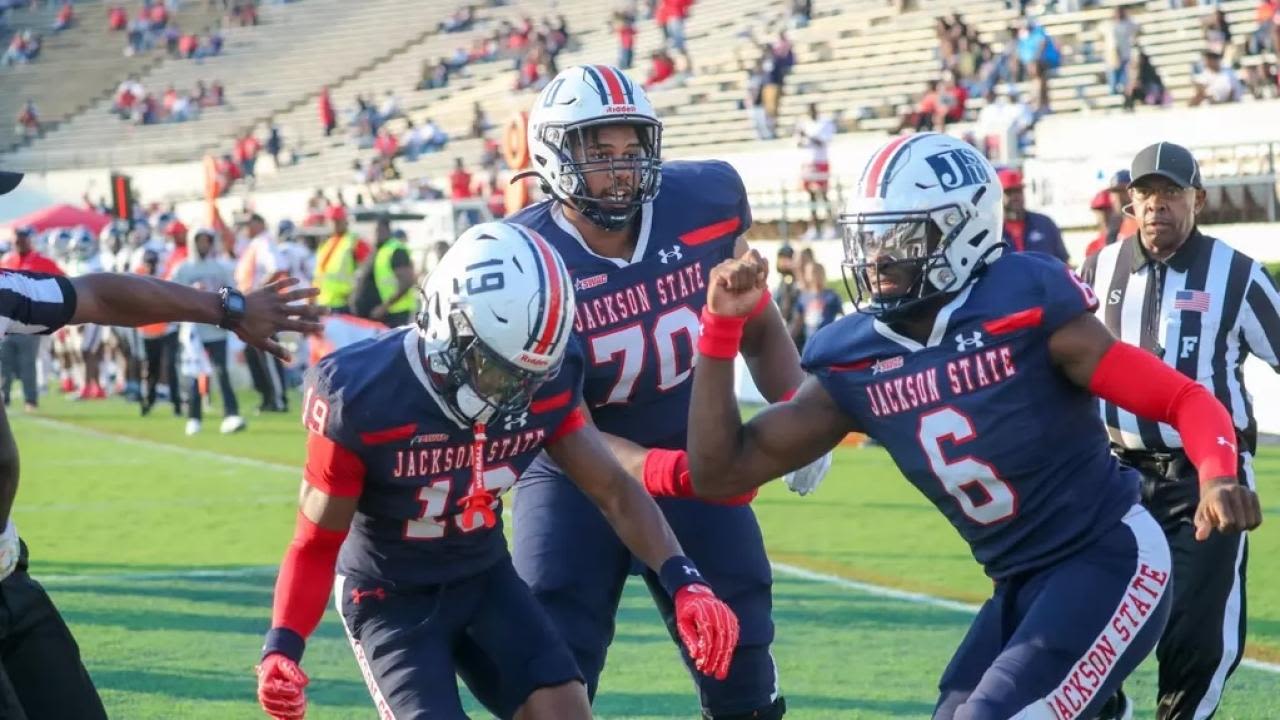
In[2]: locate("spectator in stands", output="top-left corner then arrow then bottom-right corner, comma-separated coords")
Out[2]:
1123,49 -> 1166,110
2,30 -> 37,65
656,0 -> 692,72
1247,0 -> 1278,55
419,117 -> 447,152
936,16 -> 959,73
170,90 -> 194,121
377,89 -> 401,127
108,4 -> 127,31
614,10 -> 636,69
745,57 -> 772,139
895,80 -> 942,133
234,133 -> 261,182
997,168 -> 1069,263
449,158 -> 474,200
1102,6 -> 1140,95
374,127 -> 399,162
318,86 -> 336,137
1190,50 -> 1244,105
796,103 -> 836,239
1203,7 -> 1232,57
798,262 -> 842,346
209,79 -> 225,106
51,1 -> 72,31
790,0 -> 811,29
975,86 -> 1034,162
265,125 -> 283,169
470,102 -> 491,139
14,99 -> 39,139
645,49 -> 676,89
1014,20 -> 1059,112
935,69 -> 968,131
1243,60 -> 1279,99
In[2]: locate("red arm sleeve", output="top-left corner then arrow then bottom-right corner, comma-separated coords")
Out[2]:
265,434 -> 365,661
1088,341 -> 1238,484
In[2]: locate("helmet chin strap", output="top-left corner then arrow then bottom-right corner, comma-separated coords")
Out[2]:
458,421 -> 497,531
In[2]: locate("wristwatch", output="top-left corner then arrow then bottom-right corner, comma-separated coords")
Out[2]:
218,287 -> 247,330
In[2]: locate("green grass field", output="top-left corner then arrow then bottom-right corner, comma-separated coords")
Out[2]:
10,391 -> 1279,719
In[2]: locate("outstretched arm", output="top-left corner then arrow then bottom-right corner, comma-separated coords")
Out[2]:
1049,311 -> 1262,538
71,274 -> 324,360
688,251 -> 856,499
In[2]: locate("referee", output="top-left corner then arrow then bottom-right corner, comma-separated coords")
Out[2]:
1081,143 -> 1279,720
0,172 -> 324,718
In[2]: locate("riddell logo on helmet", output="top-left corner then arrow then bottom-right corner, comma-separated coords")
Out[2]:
604,104 -> 638,113
518,352 -> 551,367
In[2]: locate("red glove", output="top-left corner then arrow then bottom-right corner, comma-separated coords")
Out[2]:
256,653 -> 309,720
674,584 -> 740,680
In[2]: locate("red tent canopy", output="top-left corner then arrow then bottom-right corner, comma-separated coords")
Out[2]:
2,204 -> 112,234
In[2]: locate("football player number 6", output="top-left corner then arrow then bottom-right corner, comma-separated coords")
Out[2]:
918,407 -> 1016,525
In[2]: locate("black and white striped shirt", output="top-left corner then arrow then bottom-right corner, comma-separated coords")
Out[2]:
0,271 -> 76,339
1080,229 -> 1280,454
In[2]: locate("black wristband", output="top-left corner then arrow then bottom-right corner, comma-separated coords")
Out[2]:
658,555 -> 706,598
262,627 -> 306,663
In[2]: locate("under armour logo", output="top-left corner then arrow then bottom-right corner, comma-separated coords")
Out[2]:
1180,336 -> 1199,359
658,246 -> 683,264
503,412 -> 529,431
955,331 -> 985,351
1217,436 -> 1236,453
684,565 -> 700,576
351,587 -> 386,605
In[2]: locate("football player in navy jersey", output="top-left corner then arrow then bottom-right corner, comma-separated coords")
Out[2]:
255,223 -> 741,720
682,134 -> 1262,720
507,65 -> 830,719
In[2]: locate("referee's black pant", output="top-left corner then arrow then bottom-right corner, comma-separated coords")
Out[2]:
0,568 -> 107,719
1116,449 -> 1250,720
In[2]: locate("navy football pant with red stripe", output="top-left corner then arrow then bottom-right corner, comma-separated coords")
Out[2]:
512,474 -> 781,718
933,505 -> 1172,720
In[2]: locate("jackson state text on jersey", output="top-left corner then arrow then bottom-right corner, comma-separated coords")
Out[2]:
303,327 -> 584,587
802,252 -> 1140,579
509,160 -> 751,448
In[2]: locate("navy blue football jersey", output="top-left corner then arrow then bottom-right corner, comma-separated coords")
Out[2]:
803,252 -> 1141,579
303,327 -> 584,588
509,160 -> 750,449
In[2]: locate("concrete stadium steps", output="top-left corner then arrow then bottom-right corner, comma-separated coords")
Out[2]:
0,0 -> 224,153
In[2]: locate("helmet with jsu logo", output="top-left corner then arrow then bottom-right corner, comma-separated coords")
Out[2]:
839,133 -> 1004,319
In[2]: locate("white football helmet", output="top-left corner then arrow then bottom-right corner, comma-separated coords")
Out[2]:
525,64 -> 662,231
416,222 -> 575,424
839,132 -> 1004,319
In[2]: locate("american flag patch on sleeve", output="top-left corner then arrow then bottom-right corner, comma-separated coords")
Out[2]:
1173,289 -> 1211,313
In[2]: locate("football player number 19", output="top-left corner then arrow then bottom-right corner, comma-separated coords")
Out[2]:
590,306 -> 701,404
405,466 -> 518,539
918,407 -> 1016,525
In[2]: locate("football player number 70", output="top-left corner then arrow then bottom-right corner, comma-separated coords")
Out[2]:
918,407 -> 1017,525
589,306 -> 701,404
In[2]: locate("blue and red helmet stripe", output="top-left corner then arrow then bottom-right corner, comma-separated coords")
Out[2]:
512,226 -> 567,356
581,66 -> 612,105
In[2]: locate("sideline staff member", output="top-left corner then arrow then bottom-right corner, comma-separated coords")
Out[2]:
0,171 -> 324,719
1081,143 -> 1278,720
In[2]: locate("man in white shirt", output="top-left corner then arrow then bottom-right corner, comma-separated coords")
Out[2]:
976,87 -> 1035,164
234,214 -> 290,413
794,103 -> 836,239
1191,50 -> 1244,105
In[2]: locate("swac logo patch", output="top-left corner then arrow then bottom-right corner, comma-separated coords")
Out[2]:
924,147 -> 991,192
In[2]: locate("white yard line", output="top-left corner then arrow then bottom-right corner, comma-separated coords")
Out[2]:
27,418 -> 1280,675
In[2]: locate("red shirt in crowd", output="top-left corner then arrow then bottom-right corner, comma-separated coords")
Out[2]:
108,6 -> 127,30
450,169 -> 474,199
57,3 -> 73,25
646,55 -> 675,87
1,250 -> 63,275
